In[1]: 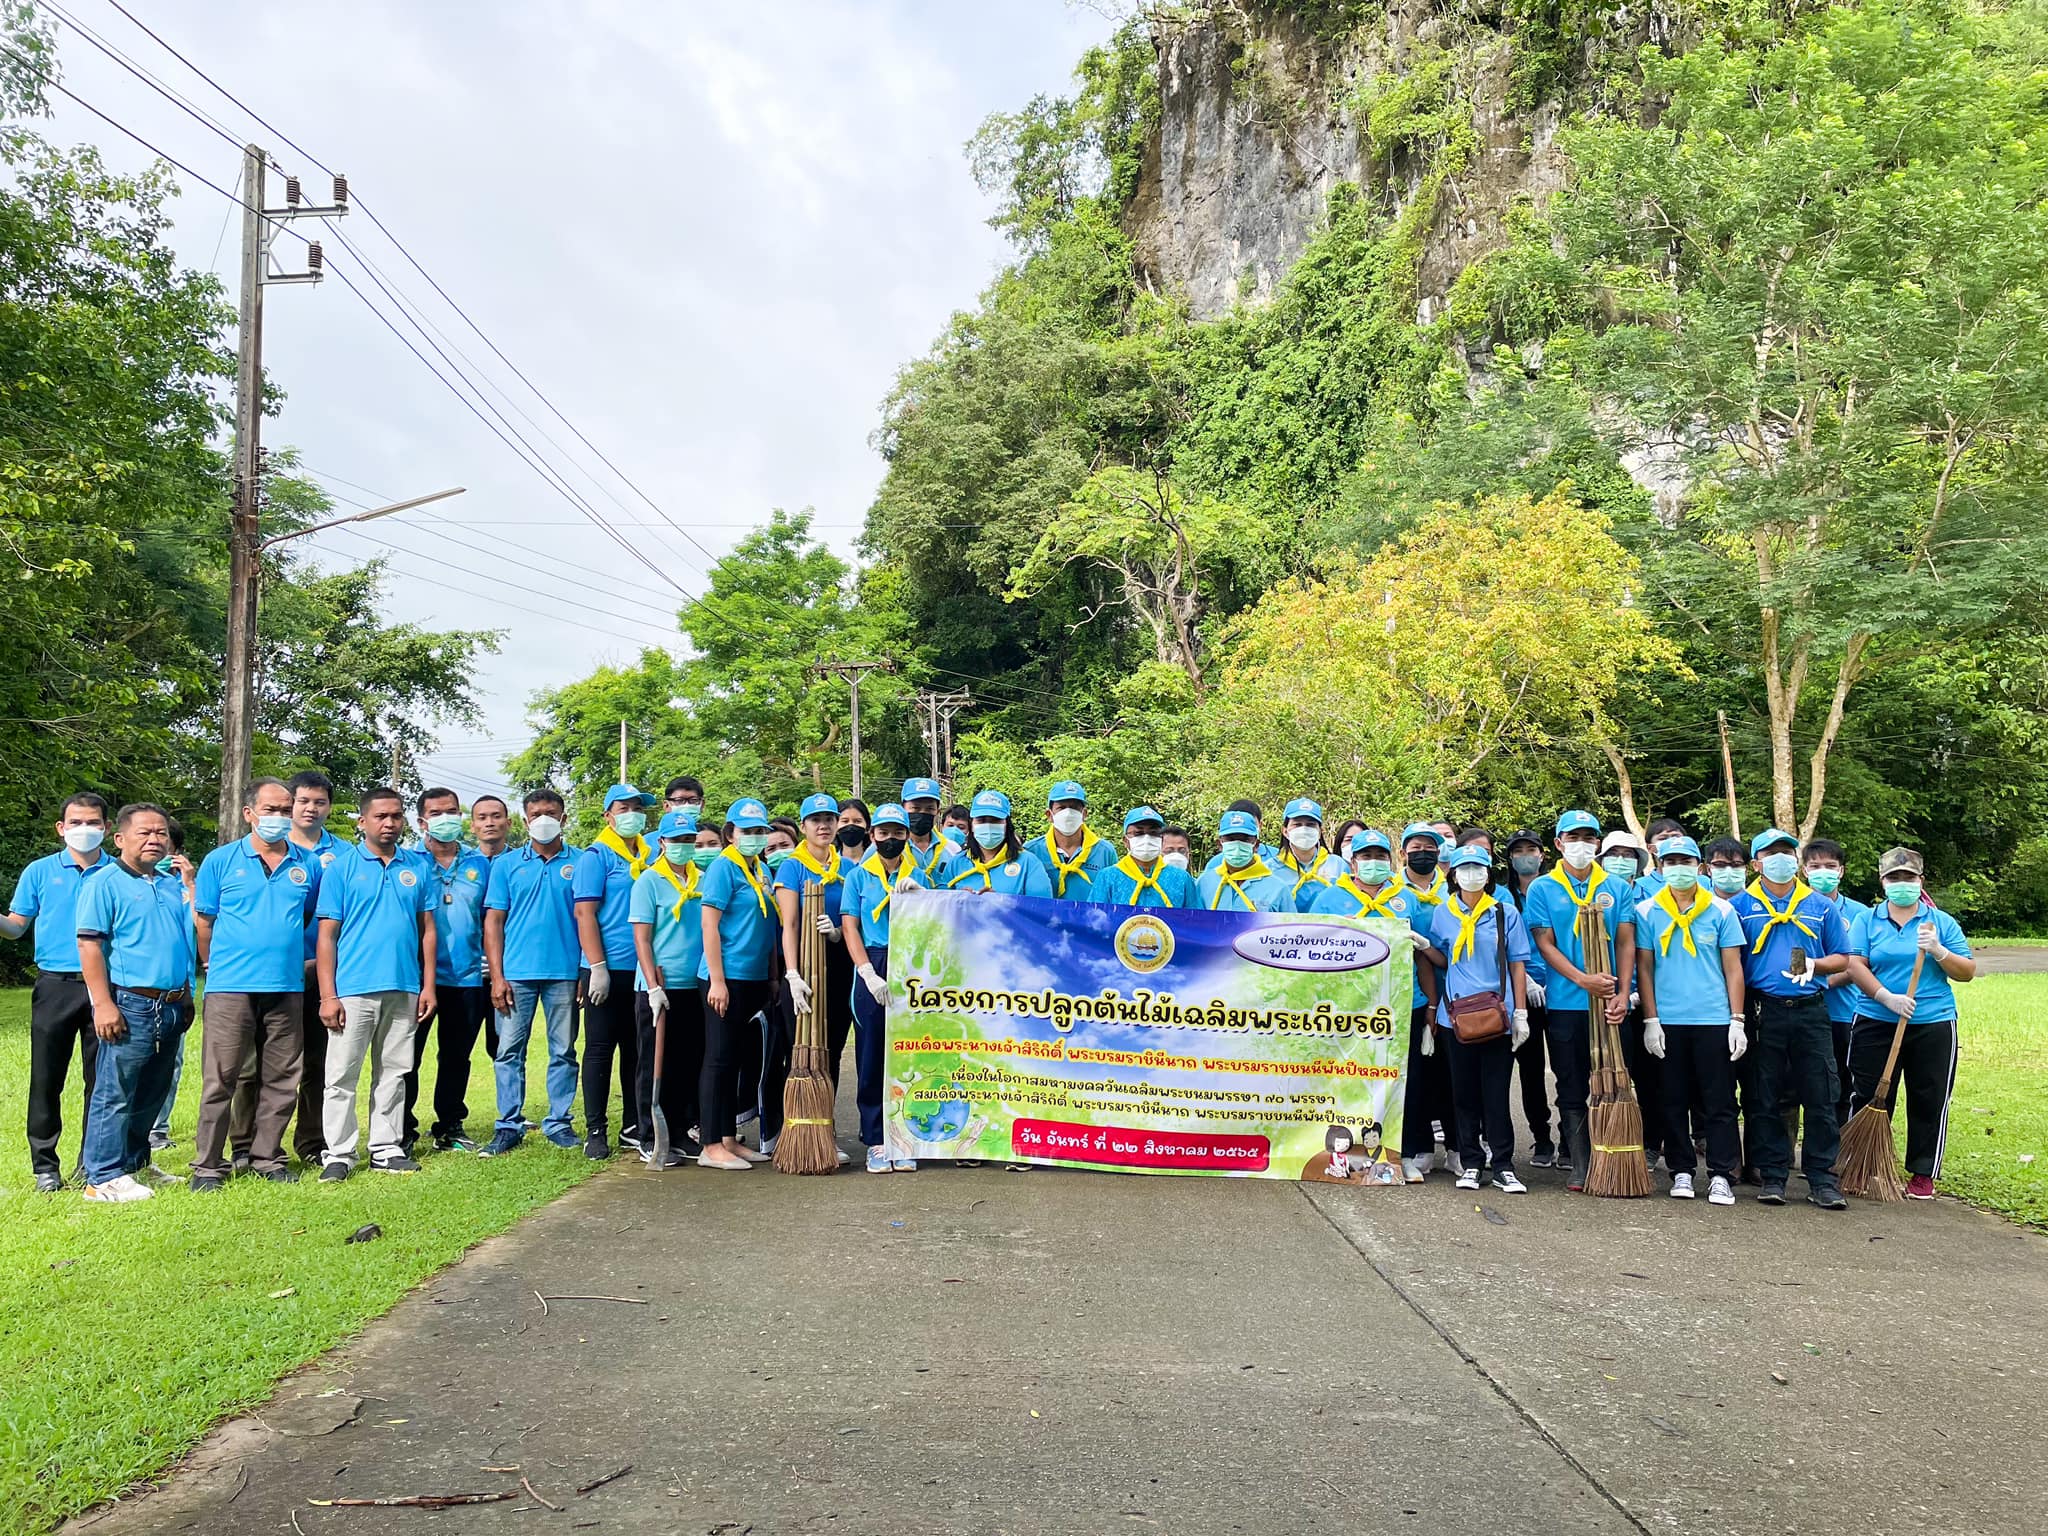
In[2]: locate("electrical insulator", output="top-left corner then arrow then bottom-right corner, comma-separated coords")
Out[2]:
332,174 -> 349,206
285,175 -> 301,206
306,242 -> 323,272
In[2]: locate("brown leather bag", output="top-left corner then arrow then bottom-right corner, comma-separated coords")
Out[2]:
1445,897 -> 1511,1044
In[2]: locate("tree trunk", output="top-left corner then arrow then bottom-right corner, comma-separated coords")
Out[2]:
1796,632 -> 1870,844
1599,740 -> 1645,843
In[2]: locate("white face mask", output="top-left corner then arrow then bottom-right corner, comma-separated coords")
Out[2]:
1161,851 -> 1189,871
1286,826 -> 1322,853
1127,835 -> 1162,862
63,825 -> 105,854
1560,841 -> 1596,871
527,815 -> 563,844
1050,808 -> 1084,837
1455,866 -> 1490,892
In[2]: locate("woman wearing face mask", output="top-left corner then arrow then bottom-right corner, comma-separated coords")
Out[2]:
1842,847 -> 1975,1201
1096,808 -> 1197,907
770,794 -> 854,1162
840,804 -> 928,1173
945,792 -> 1053,896
1419,844 -> 1532,1194
1276,798 -> 1346,906
1197,810 -> 1296,912
629,809 -> 713,1167
1600,829 -> 1667,1170
572,784 -> 659,1160
837,799 -> 871,835
1499,829 -> 1557,1166
897,778 -> 961,888
696,799 -> 780,1170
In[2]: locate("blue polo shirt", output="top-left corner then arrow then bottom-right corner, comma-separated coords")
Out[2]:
628,857 -> 705,990
1522,867 -> 1630,1013
1274,848 -> 1345,910
696,849 -> 777,982
294,828 -> 350,961
1093,857 -> 1198,909
194,836 -> 322,992
1729,881 -> 1851,1000
945,852 -> 1054,898
1822,895 -> 1873,1024
773,846 -> 847,923
1196,859 -> 1297,914
1022,830 -> 1118,900
1500,883 -> 1551,987
1852,900 -> 1971,1026
905,837 -> 963,888
572,838 -> 650,969
1631,891 -> 1745,1025
840,854 -> 934,949
1427,896 -> 1531,1028
316,841 -> 434,996
1311,879 -> 1430,1008
74,861 -> 195,991
414,845 -> 492,988
8,847 -> 113,972
485,842 -> 583,983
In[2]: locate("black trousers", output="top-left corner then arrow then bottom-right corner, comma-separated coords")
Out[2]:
1443,1028 -> 1515,1173
1513,1000 -> 1553,1151
1618,1003 -> 1668,1162
579,969 -> 643,1142
763,941 -> 853,1144
1847,1016 -> 1959,1178
1400,1004 -> 1456,1158
27,972 -> 95,1178
1545,1008 -> 1595,1119
400,984 -> 497,1145
635,986 -> 701,1145
1749,993 -> 1840,1186
291,976 -> 328,1165
700,977 -> 775,1144
1659,1028 -> 1740,1180
1830,1013 -> 1854,1127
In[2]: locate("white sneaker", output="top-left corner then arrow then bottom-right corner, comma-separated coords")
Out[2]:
1670,1172 -> 1696,1200
891,1154 -> 918,1172
1455,1167 -> 1481,1191
865,1146 -> 892,1174
1444,1149 -> 1467,1177
1707,1175 -> 1736,1206
1402,1156 -> 1427,1184
1492,1170 -> 1527,1194
84,1174 -> 152,1203
835,1148 -> 850,1166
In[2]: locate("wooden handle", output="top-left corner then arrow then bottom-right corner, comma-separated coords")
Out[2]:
1873,949 -> 1926,1099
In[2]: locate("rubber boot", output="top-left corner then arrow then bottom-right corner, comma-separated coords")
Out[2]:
1565,1112 -> 1592,1192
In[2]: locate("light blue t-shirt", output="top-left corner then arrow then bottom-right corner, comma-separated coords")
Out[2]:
1427,895 -> 1531,1028
484,842 -> 584,983
773,846 -> 847,922
905,837 -> 963,889
696,849 -> 777,983
628,858 -> 705,990
1093,858 -> 1198,909
315,842 -> 435,996
1021,830 -> 1118,901
1852,900 -> 1971,1026
945,851 -> 1054,898
1631,890 -> 1746,1026
9,847 -> 114,972
73,862 -> 195,991
194,836 -> 321,993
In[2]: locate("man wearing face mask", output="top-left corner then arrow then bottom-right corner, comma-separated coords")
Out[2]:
1025,780 -> 1117,901
480,789 -> 584,1158
663,776 -> 705,815
840,803 -> 930,1173
1499,829 -> 1557,1166
696,798 -> 780,1170
188,780 -> 323,1190
1801,837 -> 1868,1129
1601,829 -> 1667,1164
897,777 -> 962,889
1095,808 -> 1197,907
1728,828 -> 1854,1209
629,809 -> 716,1167
946,792 -> 1054,896
573,784 -> 658,1161
400,789 -> 496,1154
1160,826 -> 1193,874
1523,811 -> 1627,1192
1197,810 -> 1296,913
1200,800 -> 1278,877
1634,818 -> 1688,903
1276,799 -> 1346,906
3,791 -> 115,1191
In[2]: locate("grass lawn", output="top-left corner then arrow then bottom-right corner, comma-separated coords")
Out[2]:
0,987 -> 612,1535
1932,973 -> 2048,1230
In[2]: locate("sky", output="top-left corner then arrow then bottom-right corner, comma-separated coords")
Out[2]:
36,0 -> 1116,805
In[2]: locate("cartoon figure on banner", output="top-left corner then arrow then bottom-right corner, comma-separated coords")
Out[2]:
1303,1124 -> 1363,1183
1359,1119 -> 1401,1184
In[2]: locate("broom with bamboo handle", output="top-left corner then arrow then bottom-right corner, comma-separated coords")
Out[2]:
775,883 -> 840,1174
1584,894 -> 1652,1197
1838,949 -> 1926,1201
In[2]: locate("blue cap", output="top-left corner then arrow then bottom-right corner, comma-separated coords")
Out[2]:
1218,810 -> 1260,838
1123,805 -> 1165,830
1659,835 -> 1702,861
656,808 -> 699,840
1347,828 -> 1393,857
604,782 -> 656,810
1400,821 -> 1443,848
1046,780 -> 1087,806
871,802 -> 909,830
902,777 -> 943,803
970,789 -> 1012,819
1555,810 -> 1601,837
1443,844 -> 1492,870
799,793 -> 840,820
1283,797 -> 1324,823
728,797 -> 769,829
1749,827 -> 1798,857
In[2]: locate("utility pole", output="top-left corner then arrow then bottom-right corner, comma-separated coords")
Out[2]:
618,719 -> 628,783
811,658 -> 894,799
1717,710 -> 1742,840
217,146 -> 348,836
914,687 -> 972,789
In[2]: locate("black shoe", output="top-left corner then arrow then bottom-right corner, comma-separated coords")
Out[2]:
34,1171 -> 63,1194
191,1173 -> 227,1193
1808,1185 -> 1848,1210
1527,1145 -> 1556,1168
319,1161 -> 350,1183
148,1130 -> 174,1152
583,1131 -> 611,1161
658,1149 -> 692,1169
371,1154 -> 421,1175
1757,1182 -> 1787,1205
260,1166 -> 300,1184
677,1134 -> 703,1160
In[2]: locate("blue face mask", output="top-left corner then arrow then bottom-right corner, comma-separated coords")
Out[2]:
1710,866 -> 1746,895
254,813 -> 292,843
763,848 -> 791,870
611,811 -> 647,839
942,826 -> 967,847
1805,868 -> 1842,895
972,821 -> 1007,850
1760,852 -> 1801,885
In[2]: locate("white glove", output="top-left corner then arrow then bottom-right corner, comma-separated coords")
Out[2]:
1728,1015 -> 1748,1061
895,869 -> 921,892
1642,1017 -> 1666,1059
1783,958 -> 1816,986
1420,1025 -> 1435,1057
645,984 -> 668,1015
858,962 -> 889,1004
1876,989 -> 1918,1021
815,913 -> 836,936
1408,931 -> 1431,951
1512,1008 -> 1530,1049
585,964 -> 610,1005
1629,990 -> 1640,1011
786,970 -> 813,1014
1915,922 -> 1946,959
1525,980 -> 1546,1008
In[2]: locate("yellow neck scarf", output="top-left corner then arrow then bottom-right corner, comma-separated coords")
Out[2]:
1112,854 -> 1172,907
1745,879 -> 1817,954
859,851 -> 907,923
720,844 -> 770,917
1040,828 -> 1103,896
1401,870 -> 1448,908
1334,876 -> 1404,921
1449,891 -> 1498,962
1210,857 -> 1276,910
596,825 -> 652,880
1653,883 -> 1711,956
948,853 -> 1009,891
1281,848 -> 1330,898
1544,862 -> 1610,911
648,855 -> 700,922
791,842 -> 842,885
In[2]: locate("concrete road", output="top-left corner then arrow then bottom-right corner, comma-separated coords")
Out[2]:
1970,943 -> 2048,975
70,1135 -> 2045,1535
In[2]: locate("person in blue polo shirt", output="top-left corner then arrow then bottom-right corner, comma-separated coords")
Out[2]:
1843,846 -> 1977,1201
898,776 -> 961,888
400,787 -> 496,1154
1728,827 -> 1854,1209
1198,810 -> 1297,913
1199,799 -> 1280,877
1095,808 -> 1198,908
840,802 -> 928,1174
698,797 -> 779,1170
1024,780 -> 1117,900
72,802 -> 194,1204
946,792 -> 1054,896
573,783 -> 657,1161
1499,828 -> 1558,1166
770,792 -> 853,1159
481,788 -> 583,1158
189,778 -> 321,1189
260,768 -> 351,1171
1800,837 -> 1869,1129
1631,835 -> 1748,1206
1275,798 -> 1345,907
629,809 -> 719,1168
1523,810 -> 1629,1192
2,789 -> 114,1192
315,787 -> 436,1181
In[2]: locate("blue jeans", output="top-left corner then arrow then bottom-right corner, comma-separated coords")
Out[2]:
82,989 -> 191,1185
494,980 -> 579,1138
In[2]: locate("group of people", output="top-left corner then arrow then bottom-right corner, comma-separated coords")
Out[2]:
6,773 -> 1974,1207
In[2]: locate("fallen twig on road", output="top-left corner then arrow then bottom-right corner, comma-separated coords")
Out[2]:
309,1491 -> 517,1508
533,1290 -> 548,1317
522,1476 -> 561,1511
535,1294 -> 648,1305
577,1465 -> 633,1496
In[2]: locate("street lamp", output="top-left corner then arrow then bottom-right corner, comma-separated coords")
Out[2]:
258,486 -> 466,551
